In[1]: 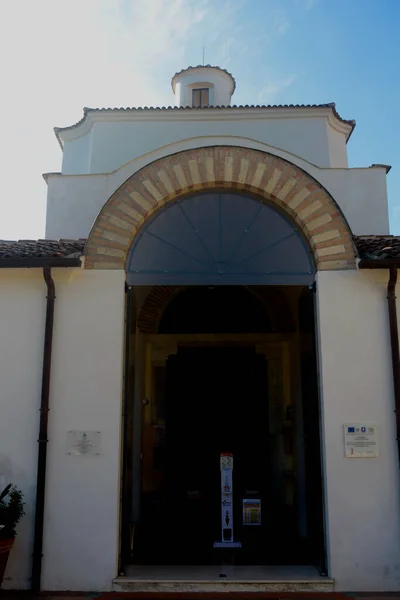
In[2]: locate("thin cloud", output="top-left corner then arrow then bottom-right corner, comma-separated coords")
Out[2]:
272,11 -> 291,35
0,0 -> 240,238
0,0 -> 296,238
257,75 -> 297,103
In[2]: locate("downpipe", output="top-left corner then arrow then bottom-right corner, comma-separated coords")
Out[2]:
31,267 -> 56,592
387,265 -> 400,465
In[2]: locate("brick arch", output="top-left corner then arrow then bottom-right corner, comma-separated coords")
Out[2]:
85,146 -> 356,271
137,286 -> 179,333
137,285 -> 296,334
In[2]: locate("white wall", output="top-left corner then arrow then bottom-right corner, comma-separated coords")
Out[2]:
61,132 -> 91,175
326,124 -> 348,168
61,114 -> 333,175
41,268 -> 125,591
0,270 -> 46,589
0,268 -> 126,592
45,173 -> 109,240
320,166 -> 389,235
2,265 -> 400,591
316,269 -> 400,591
46,137 -> 389,240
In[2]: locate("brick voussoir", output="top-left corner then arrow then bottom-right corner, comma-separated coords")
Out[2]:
316,249 -> 356,264
136,182 -> 160,208
275,175 -> 303,205
138,286 -> 180,332
164,165 -> 181,193
318,260 -> 354,270
96,215 -> 136,234
98,222 -> 133,240
244,155 -> 260,187
92,256 -> 124,268
272,162 -> 296,199
314,235 -> 353,251
254,155 -> 274,190
232,148 -> 244,182
302,199 -> 336,222
196,152 -> 209,184
111,208 -> 140,229
311,215 -> 351,238
310,232 -> 354,255
293,189 -> 329,216
87,235 -> 128,250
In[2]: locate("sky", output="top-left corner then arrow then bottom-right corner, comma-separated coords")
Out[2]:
0,0 -> 399,239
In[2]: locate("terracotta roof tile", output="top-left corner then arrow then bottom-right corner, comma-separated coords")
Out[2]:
54,102 -> 356,148
354,235 -> 400,260
0,239 -> 86,259
0,236 -> 398,262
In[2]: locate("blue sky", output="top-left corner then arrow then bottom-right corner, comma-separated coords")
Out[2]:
0,0 -> 398,239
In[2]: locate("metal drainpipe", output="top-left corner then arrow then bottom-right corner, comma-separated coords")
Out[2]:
387,265 -> 400,465
119,284 -> 132,574
132,327 -> 144,523
31,267 -> 56,592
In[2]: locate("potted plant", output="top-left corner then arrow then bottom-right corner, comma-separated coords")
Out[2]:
0,484 -> 25,588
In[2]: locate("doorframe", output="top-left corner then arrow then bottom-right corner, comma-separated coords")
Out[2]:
312,282 -> 329,576
119,283 -> 133,575
118,288 -> 329,573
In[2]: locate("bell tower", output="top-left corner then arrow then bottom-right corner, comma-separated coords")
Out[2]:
171,65 -> 236,107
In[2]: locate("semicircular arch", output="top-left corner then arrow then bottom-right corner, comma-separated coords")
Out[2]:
85,146 -> 355,271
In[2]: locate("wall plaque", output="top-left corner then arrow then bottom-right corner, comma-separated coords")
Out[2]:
344,424 -> 378,458
67,431 -> 101,456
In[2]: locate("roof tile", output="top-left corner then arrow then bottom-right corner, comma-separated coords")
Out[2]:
54,103 -> 356,148
354,235 -> 400,260
0,239 -> 86,259
0,236 -> 399,262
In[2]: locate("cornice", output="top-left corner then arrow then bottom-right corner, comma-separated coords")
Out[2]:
55,104 -> 355,149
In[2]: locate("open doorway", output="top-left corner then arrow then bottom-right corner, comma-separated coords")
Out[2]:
126,284 -> 325,571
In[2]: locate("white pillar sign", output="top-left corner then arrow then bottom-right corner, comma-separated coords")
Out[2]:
214,452 -> 241,548
344,423 -> 378,457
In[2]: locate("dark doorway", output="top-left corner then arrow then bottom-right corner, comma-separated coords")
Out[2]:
299,288 -> 327,573
135,345 -> 269,565
159,286 -> 272,334
129,285 -> 325,570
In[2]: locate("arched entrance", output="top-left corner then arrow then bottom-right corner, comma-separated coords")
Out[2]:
85,146 -> 355,273
85,147 -> 355,577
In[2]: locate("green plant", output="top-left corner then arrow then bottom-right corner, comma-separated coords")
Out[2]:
0,484 -> 25,539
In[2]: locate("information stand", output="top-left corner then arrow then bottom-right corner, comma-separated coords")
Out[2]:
213,452 -> 242,549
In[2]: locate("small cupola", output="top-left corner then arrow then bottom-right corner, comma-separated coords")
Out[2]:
171,65 -> 236,108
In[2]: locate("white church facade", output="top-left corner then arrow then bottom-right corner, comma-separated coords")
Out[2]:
1,66 -> 400,593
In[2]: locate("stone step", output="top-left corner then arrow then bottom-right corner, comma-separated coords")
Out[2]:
113,565 -> 335,593
113,579 -> 335,593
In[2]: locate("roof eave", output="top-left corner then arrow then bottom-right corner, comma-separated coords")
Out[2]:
370,163 -> 392,174
358,259 -> 400,269
55,103 -> 355,144
345,121 -> 356,143
0,257 -> 82,269
53,127 -> 64,150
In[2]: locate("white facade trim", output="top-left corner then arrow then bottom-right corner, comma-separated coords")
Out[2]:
55,106 -> 353,146
47,136 -> 324,182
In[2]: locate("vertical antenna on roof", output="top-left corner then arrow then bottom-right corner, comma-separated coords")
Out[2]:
202,46 -> 205,66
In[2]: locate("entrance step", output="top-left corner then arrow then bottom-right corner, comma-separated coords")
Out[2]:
114,565 -> 334,593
